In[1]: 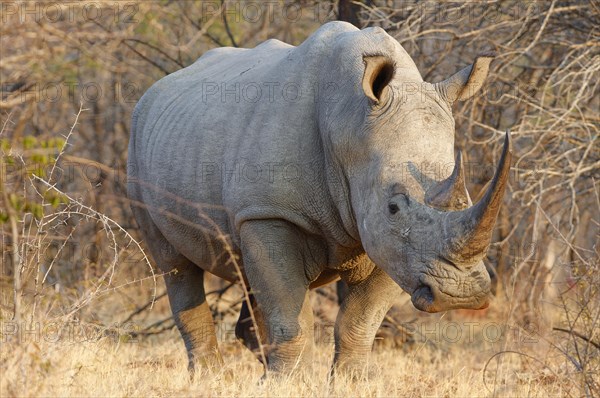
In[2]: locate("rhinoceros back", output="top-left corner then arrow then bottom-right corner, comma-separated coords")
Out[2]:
127,22 -> 361,273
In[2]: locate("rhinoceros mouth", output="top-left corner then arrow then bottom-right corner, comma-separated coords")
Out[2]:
411,274 -> 490,313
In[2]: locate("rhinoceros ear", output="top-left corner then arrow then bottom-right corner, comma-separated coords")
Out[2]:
362,55 -> 395,104
434,55 -> 494,103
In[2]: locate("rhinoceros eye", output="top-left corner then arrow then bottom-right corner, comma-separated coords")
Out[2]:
388,202 -> 400,215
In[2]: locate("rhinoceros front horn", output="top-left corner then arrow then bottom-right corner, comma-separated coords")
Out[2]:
443,131 -> 512,264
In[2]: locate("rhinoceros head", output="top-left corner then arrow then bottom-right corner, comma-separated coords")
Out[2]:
322,33 -> 510,312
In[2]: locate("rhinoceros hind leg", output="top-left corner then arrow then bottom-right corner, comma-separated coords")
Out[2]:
130,205 -> 222,373
164,262 -> 223,374
235,294 -> 268,364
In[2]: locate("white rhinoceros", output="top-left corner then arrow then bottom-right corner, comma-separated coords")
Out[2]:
127,21 -> 511,375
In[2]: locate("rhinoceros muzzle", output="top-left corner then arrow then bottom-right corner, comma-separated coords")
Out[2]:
411,283 -> 490,312
411,272 -> 491,312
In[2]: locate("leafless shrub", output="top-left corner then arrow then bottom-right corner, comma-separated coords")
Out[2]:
1,104 -> 159,326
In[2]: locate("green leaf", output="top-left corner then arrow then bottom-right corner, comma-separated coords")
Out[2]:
32,166 -> 46,178
0,139 -> 10,151
31,203 -> 44,220
49,194 -> 61,208
9,193 -> 20,210
23,136 -> 37,150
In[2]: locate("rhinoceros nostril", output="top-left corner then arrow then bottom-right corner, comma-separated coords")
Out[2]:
411,283 -> 435,312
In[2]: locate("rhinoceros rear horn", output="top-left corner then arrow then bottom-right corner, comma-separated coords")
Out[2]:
444,131 -> 512,264
362,55 -> 395,104
434,55 -> 494,103
425,151 -> 472,210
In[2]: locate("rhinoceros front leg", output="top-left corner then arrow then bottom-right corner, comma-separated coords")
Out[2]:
239,220 -> 317,374
333,263 -> 401,377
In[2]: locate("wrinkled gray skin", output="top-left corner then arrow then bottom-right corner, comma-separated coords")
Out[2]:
127,22 -> 510,376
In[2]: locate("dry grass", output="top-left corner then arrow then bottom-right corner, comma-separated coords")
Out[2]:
0,304 -> 587,398
0,334 -> 568,397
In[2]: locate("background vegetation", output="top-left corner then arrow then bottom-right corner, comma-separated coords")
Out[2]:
1,1 -> 598,396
